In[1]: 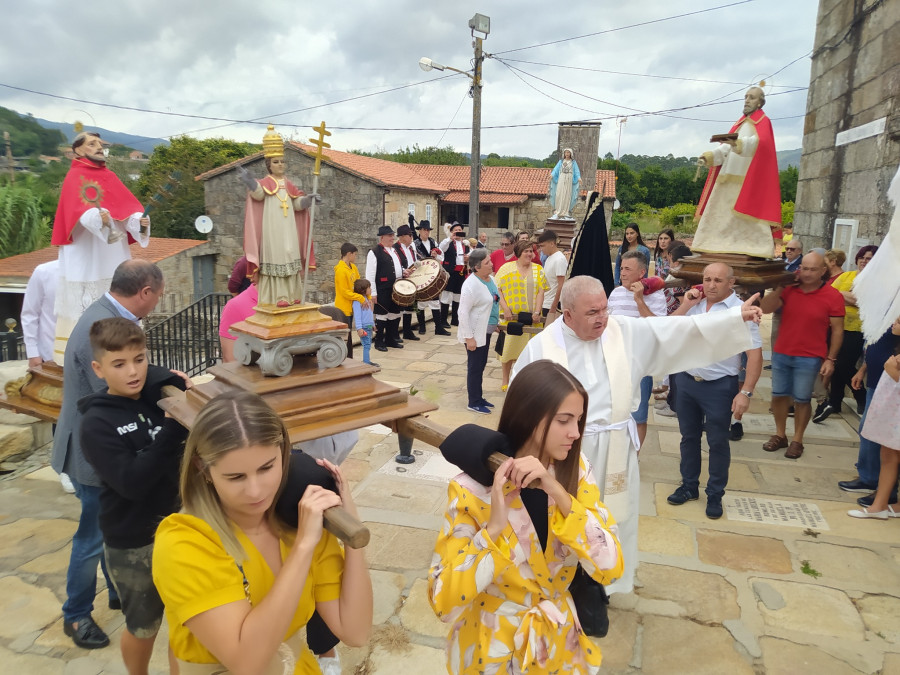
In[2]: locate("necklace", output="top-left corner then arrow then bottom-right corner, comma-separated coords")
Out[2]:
270,176 -> 290,216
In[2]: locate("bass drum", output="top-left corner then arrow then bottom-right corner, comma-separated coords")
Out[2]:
407,258 -> 449,302
391,279 -> 417,307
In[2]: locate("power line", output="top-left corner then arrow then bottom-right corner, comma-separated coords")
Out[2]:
493,0 -> 755,55
496,58 -> 807,89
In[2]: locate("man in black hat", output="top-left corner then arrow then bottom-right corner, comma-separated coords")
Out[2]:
414,220 -> 450,336
365,226 -> 408,351
394,224 -> 420,341
439,222 -> 471,326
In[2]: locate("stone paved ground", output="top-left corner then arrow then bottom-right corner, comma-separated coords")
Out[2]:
1,317 -> 899,674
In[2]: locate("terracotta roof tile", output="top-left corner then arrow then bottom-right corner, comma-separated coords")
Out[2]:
196,150 -> 615,199
0,238 -> 207,281
442,191 -> 528,205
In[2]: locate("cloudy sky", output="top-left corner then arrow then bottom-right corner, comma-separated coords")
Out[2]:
0,0 -> 819,160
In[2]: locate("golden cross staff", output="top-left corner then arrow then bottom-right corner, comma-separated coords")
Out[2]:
303,121 -> 331,303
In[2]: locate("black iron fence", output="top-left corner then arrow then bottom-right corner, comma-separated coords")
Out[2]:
0,326 -> 25,362
146,293 -> 230,377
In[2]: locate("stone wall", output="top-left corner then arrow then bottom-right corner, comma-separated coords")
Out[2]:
794,0 -> 900,252
152,242 -> 218,316
385,191 -> 440,229
204,148 -> 436,305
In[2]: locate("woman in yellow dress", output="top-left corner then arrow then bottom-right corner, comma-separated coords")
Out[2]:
429,360 -> 624,674
153,391 -> 372,674
496,239 -> 550,390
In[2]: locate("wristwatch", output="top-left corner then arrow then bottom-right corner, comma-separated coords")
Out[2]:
740,390 -> 753,398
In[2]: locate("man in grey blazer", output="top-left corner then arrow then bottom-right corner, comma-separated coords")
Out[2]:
52,260 -> 165,649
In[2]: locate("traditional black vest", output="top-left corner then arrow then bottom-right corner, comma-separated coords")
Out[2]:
394,242 -> 417,269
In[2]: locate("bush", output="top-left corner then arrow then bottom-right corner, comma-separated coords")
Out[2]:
658,203 -> 697,231
782,201 -> 794,226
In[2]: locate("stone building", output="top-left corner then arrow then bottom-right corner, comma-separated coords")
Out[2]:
794,0 -> 900,257
196,144 -> 446,305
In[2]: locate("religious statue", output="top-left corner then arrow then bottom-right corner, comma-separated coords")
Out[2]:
549,148 -> 581,220
51,131 -> 151,361
237,125 -> 319,308
692,85 -> 782,258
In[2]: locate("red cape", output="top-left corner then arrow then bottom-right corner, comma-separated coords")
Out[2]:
51,158 -> 144,245
695,109 -> 782,234
243,175 -> 316,274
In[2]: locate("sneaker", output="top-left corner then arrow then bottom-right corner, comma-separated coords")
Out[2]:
654,399 -> 669,410
838,478 -> 878,493
479,399 -> 495,408
467,404 -> 491,415
812,403 -> 834,424
729,422 -> 744,441
656,403 -> 677,417
858,489 -> 899,507
63,615 -> 109,649
60,473 -> 75,494
706,495 -> 724,519
667,484 -> 699,505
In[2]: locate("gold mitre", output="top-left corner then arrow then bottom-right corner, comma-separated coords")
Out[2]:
262,124 -> 285,158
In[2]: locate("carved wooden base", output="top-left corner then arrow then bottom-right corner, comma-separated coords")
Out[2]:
673,253 -> 795,294
158,358 -> 438,446
545,217 -> 578,251
231,303 -> 351,376
0,362 -> 64,422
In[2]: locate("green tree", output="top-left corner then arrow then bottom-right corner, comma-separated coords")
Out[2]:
0,107 -> 65,156
598,158 -> 645,210
638,165 -> 669,208
782,201 -> 794,225
135,136 -> 258,239
352,144 -> 468,165
0,184 -> 51,257
780,165 -> 798,203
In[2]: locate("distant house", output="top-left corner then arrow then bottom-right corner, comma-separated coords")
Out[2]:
0,238 -> 219,329
129,150 -> 147,160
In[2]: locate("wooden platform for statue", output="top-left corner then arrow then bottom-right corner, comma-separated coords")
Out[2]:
158,357 -> 438,445
545,217 -> 578,251
0,362 -> 63,423
673,253 -> 795,293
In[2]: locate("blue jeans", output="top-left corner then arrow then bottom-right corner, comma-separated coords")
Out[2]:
675,373 -> 738,498
856,386 -> 881,485
63,479 -> 118,623
466,334 -> 492,406
771,352 -> 821,402
631,376 -> 653,424
360,324 -> 373,364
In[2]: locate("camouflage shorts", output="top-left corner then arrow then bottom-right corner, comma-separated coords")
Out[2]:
103,543 -> 164,638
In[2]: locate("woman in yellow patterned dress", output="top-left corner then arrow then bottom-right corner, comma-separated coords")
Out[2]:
496,240 -> 550,390
429,360 -> 624,674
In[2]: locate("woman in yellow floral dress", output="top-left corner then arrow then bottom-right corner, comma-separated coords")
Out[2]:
429,360 -> 624,674
496,240 -> 550,390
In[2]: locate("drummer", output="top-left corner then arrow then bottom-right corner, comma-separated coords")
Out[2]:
366,225 -> 409,352
414,220 -> 450,337
394,224 -> 420,342
439,222 -> 471,328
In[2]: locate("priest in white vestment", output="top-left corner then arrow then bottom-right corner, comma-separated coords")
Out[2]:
512,276 -> 761,593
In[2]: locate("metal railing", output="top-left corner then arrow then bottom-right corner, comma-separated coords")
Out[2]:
0,328 -> 25,362
145,293 -> 230,377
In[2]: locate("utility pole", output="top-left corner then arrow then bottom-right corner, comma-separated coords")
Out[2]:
469,36 -> 483,237
3,131 -> 14,183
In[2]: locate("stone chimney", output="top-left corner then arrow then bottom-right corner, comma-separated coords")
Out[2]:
557,121 -> 602,193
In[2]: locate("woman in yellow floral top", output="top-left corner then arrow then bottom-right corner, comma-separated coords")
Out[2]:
429,360 -> 623,674
496,239 -> 550,391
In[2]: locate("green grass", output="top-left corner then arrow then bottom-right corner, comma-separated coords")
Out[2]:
800,560 -> 822,578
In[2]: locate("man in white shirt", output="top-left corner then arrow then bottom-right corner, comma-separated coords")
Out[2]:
668,263 -> 763,518
538,230 -> 567,326
22,259 -> 60,367
608,250 -> 667,447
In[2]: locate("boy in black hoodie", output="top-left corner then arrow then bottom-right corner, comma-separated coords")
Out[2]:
80,317 -> 189,675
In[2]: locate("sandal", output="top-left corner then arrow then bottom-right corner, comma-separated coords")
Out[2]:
785,441 -> 804,459
762,435 -> 788,452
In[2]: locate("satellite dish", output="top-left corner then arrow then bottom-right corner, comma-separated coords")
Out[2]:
194,215 -> 213,234
613,199 -> 621,211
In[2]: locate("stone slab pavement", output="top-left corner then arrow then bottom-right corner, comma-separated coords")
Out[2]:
1,316 -> 899,673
